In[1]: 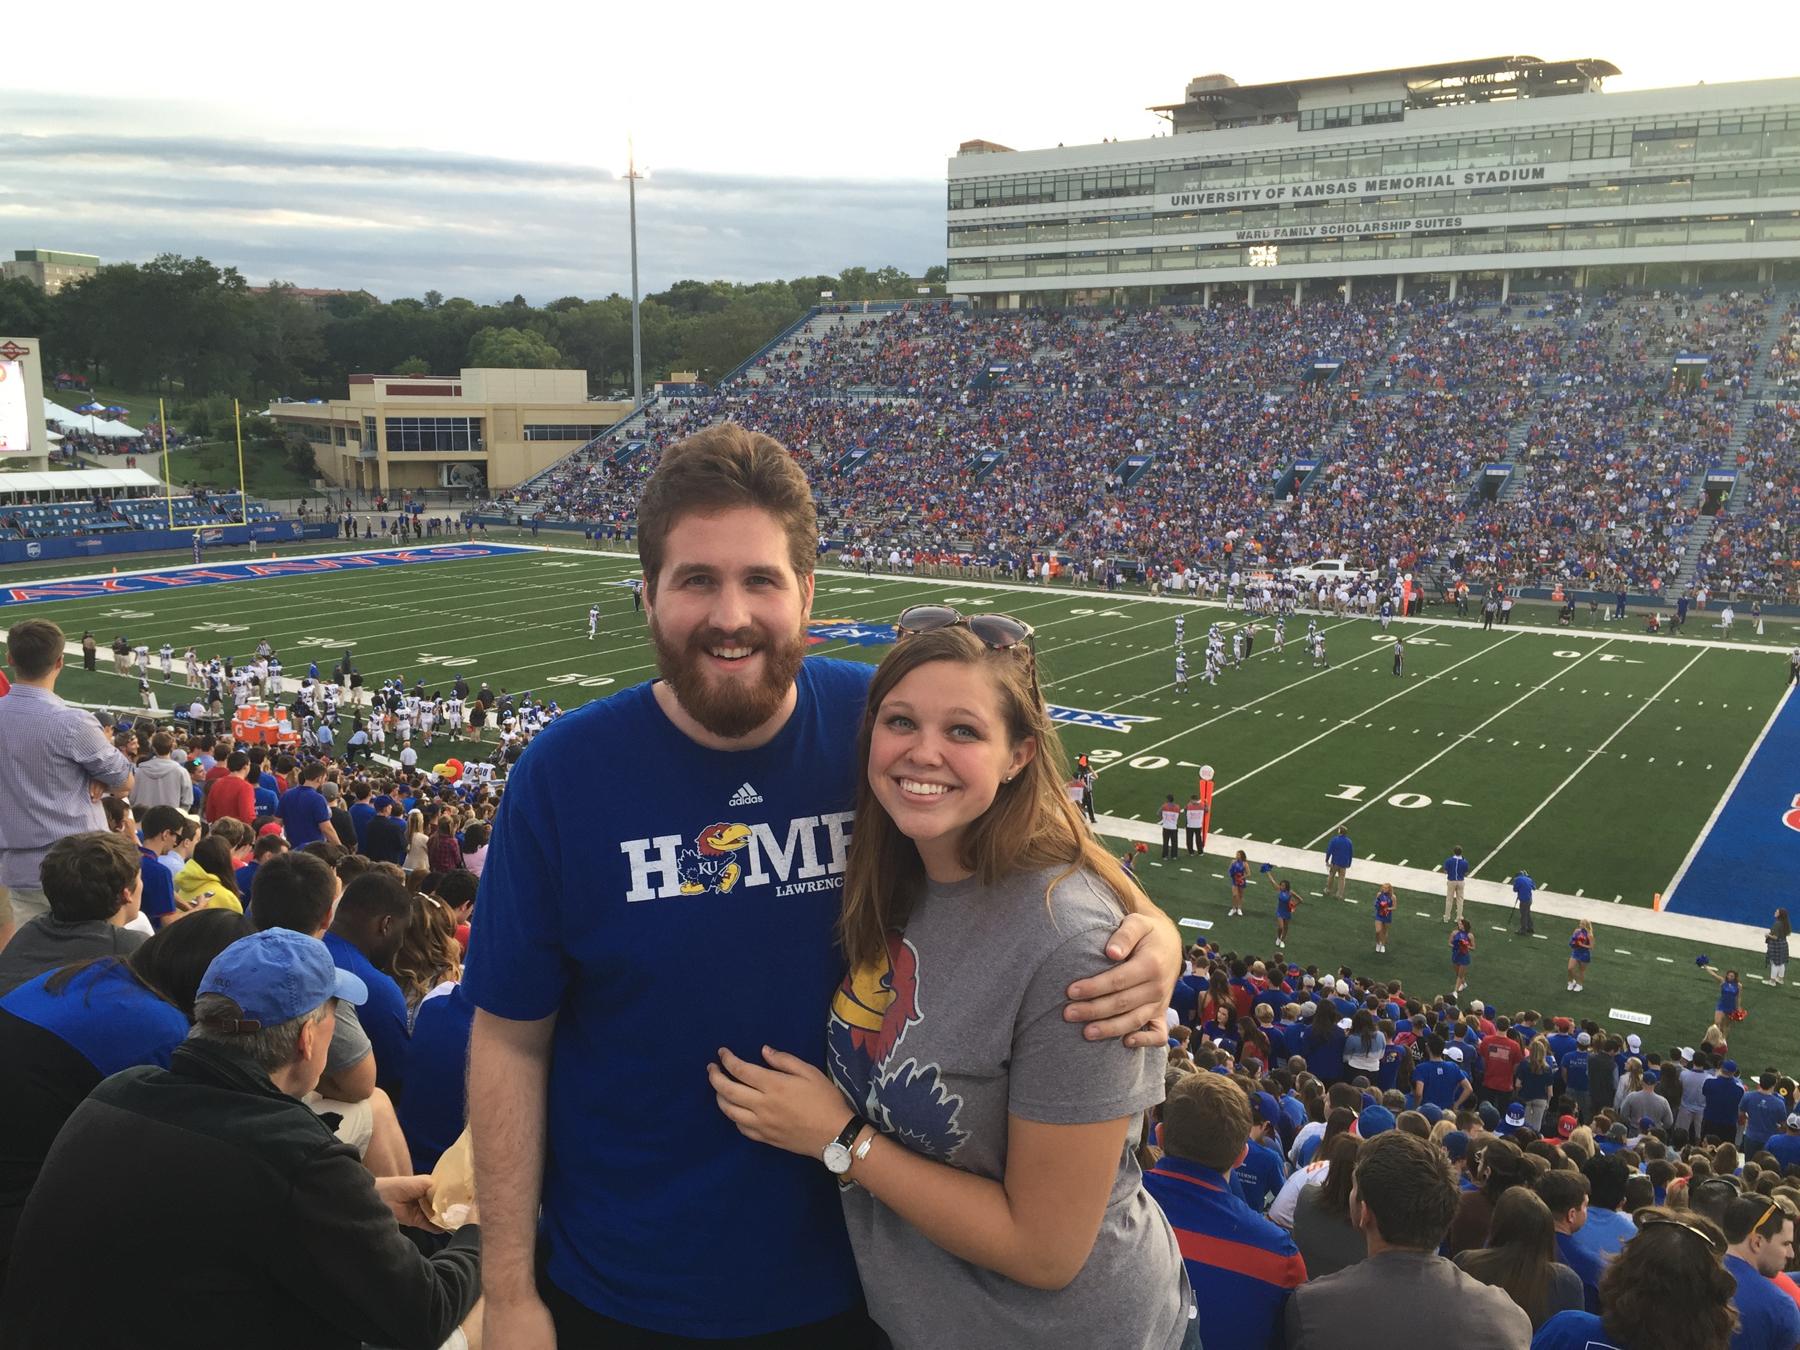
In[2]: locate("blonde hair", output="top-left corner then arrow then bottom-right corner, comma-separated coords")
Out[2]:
838,626 -> 1148,970
391,891 -> 464,1012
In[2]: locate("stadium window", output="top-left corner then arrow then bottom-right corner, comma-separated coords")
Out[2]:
524,425 -> 606,442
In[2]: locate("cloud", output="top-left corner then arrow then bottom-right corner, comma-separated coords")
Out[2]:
0,123 -> 943,302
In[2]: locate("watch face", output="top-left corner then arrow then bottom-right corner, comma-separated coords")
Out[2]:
822,1142 -> 853,1175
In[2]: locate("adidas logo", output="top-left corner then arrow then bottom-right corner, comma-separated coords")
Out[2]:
727,782 -> 764,806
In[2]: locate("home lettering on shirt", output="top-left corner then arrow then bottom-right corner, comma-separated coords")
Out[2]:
619,811 -> 855,902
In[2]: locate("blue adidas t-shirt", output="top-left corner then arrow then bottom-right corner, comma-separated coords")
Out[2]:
461,658 -> 871,1338
1,961 -> 188,1075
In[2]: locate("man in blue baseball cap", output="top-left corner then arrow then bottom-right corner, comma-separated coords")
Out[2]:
0,929 -> 482,1349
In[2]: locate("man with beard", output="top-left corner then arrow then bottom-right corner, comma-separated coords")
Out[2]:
464,422 -> 1182,1349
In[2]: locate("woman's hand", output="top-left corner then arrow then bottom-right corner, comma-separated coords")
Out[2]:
708,1046 -> 853,1159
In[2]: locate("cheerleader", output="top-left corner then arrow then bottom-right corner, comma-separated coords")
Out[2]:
1700,962 -> 1744,1030
1450,919 -> 1474,996
1567,920 -> 1594,993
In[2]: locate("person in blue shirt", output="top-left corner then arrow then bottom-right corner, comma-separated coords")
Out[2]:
347,783 -> 377,852
1722,1195 -> 1800,1350
1300,1003 -> 1347,1084
1763,1114 -> 1800,1173
1511,869 -> 1536,935
460,428 -> 1181,1346
1323,829 -> 1353,900
398,982 -> 476,1173
1739,1073 -> 1790,1155
1231,1091 -> 1289,1215
1562,1155 -> 1638,1312
136,804 -> 186,931
0,909 -> 248,1266
1144,1073 -> 1305,1350
1442,845 -> 1471,922
322,872 -> 412,1095
1562,1033 -> 1592,1119
276,762 -> 337,849
1701,1061 -> 1745,1143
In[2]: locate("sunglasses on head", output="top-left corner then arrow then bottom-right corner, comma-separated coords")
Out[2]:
1633,1213 -> 1727,1257
896,604 -> 1042,705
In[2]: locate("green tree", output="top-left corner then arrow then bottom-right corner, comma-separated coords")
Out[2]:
394,355 -> 430,375
0,276 -> 52,339
466,326 -> 564,368
923,265 -> 948,285
249,282 -> 327,396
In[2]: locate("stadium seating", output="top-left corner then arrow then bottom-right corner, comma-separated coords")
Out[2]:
1,492 -> 283,540
499,287 -> 1799,604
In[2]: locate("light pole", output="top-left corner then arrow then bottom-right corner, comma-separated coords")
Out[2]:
624,138 -> 645,410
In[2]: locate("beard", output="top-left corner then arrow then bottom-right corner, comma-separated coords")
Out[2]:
649,615 -> 808,740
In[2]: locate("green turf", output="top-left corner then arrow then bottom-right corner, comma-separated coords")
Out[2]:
9,548 -> 1790,913
1117,842 -> 1794,1076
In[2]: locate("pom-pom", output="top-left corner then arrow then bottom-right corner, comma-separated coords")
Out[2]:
1695,954 -> 1711,968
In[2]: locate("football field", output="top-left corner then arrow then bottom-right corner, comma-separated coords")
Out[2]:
7,542 -> 1794,919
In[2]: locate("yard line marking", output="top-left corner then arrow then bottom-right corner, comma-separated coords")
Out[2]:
1615,949 -> 1632,955
1662,682 -> 1794,909
1303,640 -> 1613,848
1205,635 -> 1522,799
1656,956 -> 1674,963
1472,648 -> 1705,877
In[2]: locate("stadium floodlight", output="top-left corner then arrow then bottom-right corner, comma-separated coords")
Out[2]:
619,140 -> 649,411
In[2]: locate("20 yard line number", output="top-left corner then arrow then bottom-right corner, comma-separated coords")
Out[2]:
1082,749 -> 1169,771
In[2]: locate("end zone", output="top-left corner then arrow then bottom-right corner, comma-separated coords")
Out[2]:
1663,684 -> 1799,925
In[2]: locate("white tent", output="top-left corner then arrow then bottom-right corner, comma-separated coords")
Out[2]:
43,401 -> 144,439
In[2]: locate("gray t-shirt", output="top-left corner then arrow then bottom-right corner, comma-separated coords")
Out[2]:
327,997 -> 373,1078
829,864 -> 1187,1350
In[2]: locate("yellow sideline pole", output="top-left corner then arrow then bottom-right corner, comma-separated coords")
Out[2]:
234,399 -> 248,524
160,397 -> 174,529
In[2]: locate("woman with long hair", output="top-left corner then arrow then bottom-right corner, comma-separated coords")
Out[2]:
402,809 -> 430,878
1454,1188 -> 1582,1330
1290,1133 -> 1363,1279
1766,909 -> 1790,986
458,820 -> 490,878
1516,1037 -> 1557,1132
391,891 -> 464,1024
173,834 -> 247,915
1532,1207 -> 1736,1350
1302,1001 -> 1347,1084
1449,1135 -> 1528,1256
1451,918 -> 1475,995
1343,1008 -> 1385,1079
707,620 -> 1193,1349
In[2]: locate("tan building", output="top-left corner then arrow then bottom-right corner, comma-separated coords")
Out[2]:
3,250 -> 99,295
268,368 -> 632,495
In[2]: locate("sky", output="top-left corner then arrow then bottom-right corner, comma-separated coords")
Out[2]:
2,0 -> 1793,303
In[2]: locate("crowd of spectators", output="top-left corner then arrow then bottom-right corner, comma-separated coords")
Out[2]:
499,287 -> 1798,606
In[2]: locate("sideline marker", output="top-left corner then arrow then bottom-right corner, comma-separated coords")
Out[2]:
1652,892 -> 1663,911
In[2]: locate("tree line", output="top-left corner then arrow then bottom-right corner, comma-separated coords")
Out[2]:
0,254 -> 948,403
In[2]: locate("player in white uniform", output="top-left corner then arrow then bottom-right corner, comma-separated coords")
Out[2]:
588,604 -> 600,640
1174,651 -> 1188,693
1379,598 -> 1393,632
132,642 -> 149,675
447,695 -> 466,734
158,643 -> 174,682
1312,632 -> 1329,668
419,698 -> 438,747
1202,650 -> 1219,686
1274,616 -> 1286,651
1174,615 -> 1185,648
267,658 -> 283,698
1231,631 -> 1245,669
184,648 -> 201,688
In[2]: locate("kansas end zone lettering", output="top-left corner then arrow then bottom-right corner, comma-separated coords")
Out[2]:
1,544 -> 530,607
1785,793 -> 1800,834
621,811 -> 855,902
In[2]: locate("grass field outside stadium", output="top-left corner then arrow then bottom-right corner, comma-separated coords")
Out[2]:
4,543 -> 1796,1068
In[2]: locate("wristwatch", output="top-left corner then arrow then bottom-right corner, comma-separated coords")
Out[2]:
821,1114 -> 866,1175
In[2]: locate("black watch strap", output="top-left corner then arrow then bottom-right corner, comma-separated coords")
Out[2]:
833,1114 -> 864,1150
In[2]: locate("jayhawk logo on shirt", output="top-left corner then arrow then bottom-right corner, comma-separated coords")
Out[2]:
675,822 -> 753,895
828,933 -> 967,1161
